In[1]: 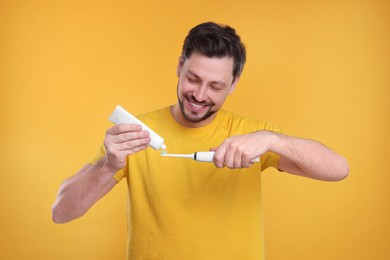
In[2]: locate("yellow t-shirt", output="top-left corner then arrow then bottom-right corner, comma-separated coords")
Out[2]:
91,107 -> 281,260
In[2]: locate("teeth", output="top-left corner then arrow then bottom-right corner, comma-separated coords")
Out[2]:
190,101 -> 204,108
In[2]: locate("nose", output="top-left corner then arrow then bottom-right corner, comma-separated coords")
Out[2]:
193,85 -> 208,102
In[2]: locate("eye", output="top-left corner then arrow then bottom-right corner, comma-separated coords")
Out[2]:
187,75 -> 199,83
210,84 -> 224,91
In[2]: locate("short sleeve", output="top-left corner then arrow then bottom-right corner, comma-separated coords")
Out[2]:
259,122 -> 282,171
260,151 -> 281,171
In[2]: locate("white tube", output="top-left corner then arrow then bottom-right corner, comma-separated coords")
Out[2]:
108,105 -> 166,150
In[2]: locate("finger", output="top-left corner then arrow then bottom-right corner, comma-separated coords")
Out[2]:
107,124 -> 142,135
232,150 -> 243,169
115,142 -> 150,156
212,147 -> 226,168
112,130 -> 149,144
241,153 -> 254,168
130,143 -> 150,153
113,136 -> 151,151
223,145 -> 237,168
105,142 -> 150,170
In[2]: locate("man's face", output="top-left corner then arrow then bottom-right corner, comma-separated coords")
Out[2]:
175,52 -> 239,127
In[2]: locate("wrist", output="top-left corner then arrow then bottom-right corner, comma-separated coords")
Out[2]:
95,157 -> 120,178
266,131 -> 284,154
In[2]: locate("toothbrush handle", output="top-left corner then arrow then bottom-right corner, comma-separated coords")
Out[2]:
194,152 -> 215,162
194,152 -> 260,163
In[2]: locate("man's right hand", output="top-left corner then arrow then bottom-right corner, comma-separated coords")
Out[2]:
51,123 -> 151,223
104,124 -> 151,171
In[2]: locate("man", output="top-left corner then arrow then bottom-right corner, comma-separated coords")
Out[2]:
52,22 -> 349,259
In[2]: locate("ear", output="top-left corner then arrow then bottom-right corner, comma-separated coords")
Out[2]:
176,56 -> 184,77
228,76 -> 240,95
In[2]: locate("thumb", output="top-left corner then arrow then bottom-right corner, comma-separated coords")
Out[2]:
209,147 -> 225,168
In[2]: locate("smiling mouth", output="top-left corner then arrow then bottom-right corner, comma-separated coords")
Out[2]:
189,101 -> 206,109
179,96 -> 217,123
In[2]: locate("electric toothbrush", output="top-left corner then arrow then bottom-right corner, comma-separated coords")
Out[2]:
161,151 -> 260,163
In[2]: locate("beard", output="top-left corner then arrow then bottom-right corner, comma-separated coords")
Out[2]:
177,92 -> 218,124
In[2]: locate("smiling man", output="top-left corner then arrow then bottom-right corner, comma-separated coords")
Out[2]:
52,22 -> 349,259
174,52 -> 238,127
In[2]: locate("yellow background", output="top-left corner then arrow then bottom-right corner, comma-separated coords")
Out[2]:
1,0 -> 389,259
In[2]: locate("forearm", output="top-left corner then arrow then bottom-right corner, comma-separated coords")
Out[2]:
51,159 -> 118,223
272,133 -> 349,181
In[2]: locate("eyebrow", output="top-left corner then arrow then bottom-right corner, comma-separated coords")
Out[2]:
187,70 -> 227,86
